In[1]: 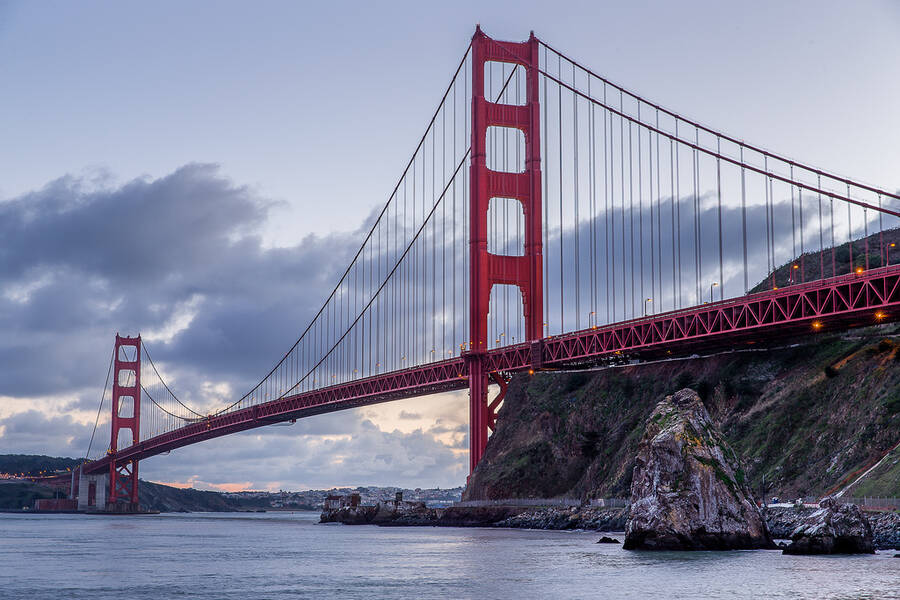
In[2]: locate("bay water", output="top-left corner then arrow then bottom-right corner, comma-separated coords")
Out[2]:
1,511 -> 898,599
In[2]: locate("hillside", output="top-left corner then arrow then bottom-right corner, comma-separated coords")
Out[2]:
139,481 -> 246,512
748,226 -> 900,294
0,454 -> 81,477
0,481 -> 64,510
464,325 -> 900,502
0,476 -> 248,512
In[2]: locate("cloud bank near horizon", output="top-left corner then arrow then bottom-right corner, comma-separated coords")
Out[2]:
0,164 -> 469,490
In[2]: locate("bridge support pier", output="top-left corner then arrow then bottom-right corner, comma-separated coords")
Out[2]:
75,469 -> 109,511
468,27 -> 543,474
108,334 -> 142,511
466,354 -> 489,473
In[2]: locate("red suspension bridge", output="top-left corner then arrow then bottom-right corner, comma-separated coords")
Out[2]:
72,28 -> 900,511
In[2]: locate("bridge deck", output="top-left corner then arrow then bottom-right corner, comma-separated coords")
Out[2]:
84,264 -> 900,474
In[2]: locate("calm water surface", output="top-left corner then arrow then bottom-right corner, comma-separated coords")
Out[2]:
1,511 -> 898,599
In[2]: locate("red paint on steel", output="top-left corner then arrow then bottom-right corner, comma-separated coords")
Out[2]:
83,266 -> 900,477
487,371 -> 510,432
108,334 -> 141,509
467,27 -> 543,473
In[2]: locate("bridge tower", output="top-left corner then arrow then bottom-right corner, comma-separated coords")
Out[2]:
108,334 -> 141,510
468,27 -> 543,473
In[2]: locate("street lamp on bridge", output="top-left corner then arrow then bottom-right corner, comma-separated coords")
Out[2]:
709,282 -> 719,304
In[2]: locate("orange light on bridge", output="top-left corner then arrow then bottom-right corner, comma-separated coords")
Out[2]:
812,320 -> 823,330
856,267 -> 864,275
528,369 -> 534,375
875,311 -> 885,320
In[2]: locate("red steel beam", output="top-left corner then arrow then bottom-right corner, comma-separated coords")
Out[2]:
85,264 -> 900,475
84,358 -> 469,474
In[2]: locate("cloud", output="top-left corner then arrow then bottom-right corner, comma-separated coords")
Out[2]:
0,164 -> 362,399
0,410 -> 95,458
0,164 -> 471,488
134,405 -> 467,490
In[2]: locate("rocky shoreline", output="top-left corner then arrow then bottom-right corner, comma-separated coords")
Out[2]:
765,506 -> 900,550
320,503 -> 900,550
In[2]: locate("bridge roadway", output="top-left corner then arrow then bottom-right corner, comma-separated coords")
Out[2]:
84,264 -> 900,475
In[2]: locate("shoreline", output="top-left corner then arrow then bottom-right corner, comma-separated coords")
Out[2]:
320,504 -> 900,550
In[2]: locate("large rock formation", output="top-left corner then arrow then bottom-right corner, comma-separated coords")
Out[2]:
783,497 -> 875,554
624,389 -> 774,550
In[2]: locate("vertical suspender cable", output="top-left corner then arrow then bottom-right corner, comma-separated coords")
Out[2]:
628,114 -> 635,317
693,129 -> 700,305
818,174 -> 825,279
573,63 -> 580,329
790,166 -> 797,278
637,105 -> 644,315
669,137 -> 676,311
656,111 -> 662,310
740,146 -> 748,293
716,137 -> 724,300
799,188 -> 805,282
558,56 -> 564,333
879,194 -> 884,267
847,183 -> 853,273
649,123 -> 655,312
589,76 -> 596,324
619,93 -> 626,320
675,125 -> 682,308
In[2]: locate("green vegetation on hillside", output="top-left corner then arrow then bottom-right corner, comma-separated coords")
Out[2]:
749,227 -> 900,294
0,482 -> 60,510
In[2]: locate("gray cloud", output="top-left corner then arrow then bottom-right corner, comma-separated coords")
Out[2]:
0,410 -> 95,457
0,164 -> 470,488
135,410 -> 466,490
0,164 -> 362,398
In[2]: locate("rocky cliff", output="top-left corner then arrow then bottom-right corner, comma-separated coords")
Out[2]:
464,324 -> 900,502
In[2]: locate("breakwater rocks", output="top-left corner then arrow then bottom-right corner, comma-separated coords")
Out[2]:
321,502 -> 531,527
495,506 -> 627,531
766,506 -> 900,550
321,499 -> 434,525
321,502 -> 626,529
624,389 -> 774,550
870,511 -> 900,549
319,500 -> 900,550
782,498 -> 874,555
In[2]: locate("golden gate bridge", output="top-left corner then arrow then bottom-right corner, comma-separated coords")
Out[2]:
69,27 -> 900,511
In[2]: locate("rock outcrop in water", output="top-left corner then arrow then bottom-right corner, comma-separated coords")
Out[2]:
320,497 -> 433,525
624,389 -> 774,550
782,497 -> 875,554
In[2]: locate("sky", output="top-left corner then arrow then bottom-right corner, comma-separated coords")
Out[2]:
1,0 -> 899,492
